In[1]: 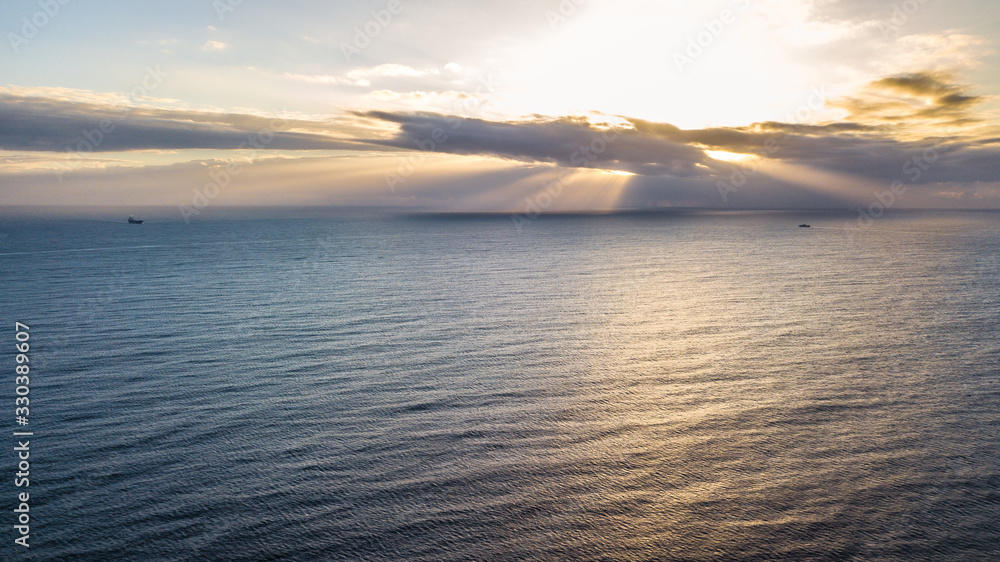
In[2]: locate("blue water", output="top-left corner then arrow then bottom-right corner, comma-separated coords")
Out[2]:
1,210 -> 999,560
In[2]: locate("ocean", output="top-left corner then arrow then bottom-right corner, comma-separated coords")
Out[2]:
1,210 -> 998,560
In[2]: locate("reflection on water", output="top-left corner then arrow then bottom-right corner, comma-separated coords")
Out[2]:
1,211 -> 998,560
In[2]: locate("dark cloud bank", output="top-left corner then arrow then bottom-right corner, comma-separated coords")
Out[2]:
3,72 -> 999,194
0,95 -> 367,152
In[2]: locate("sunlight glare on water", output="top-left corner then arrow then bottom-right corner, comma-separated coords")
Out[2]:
1,210 -> 998,560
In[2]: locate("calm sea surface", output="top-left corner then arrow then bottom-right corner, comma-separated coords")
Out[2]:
1,211 -> 998,560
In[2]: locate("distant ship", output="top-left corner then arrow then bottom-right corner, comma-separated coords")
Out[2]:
799,224 -> 810,228
128,215 -> 143,224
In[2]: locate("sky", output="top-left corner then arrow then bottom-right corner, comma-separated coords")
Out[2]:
2,0 -> 1000,215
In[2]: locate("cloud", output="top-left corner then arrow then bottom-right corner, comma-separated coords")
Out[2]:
201,40 -> 227,51
4,69 -> 1000,210
359,111 -> 714,177
830,71 -> 987,126
359,76 -> 1000,187
0,95 -> 374,152
885,33 -> 990,72
284,73 -> 348,85
286,64 -> 434,87
872,72 -> 974,99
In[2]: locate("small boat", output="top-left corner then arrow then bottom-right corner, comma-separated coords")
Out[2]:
799,224 -> 810,228
128,215 -> 143,224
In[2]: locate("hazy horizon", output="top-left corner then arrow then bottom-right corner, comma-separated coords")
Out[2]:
3,204 -> 1000,221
